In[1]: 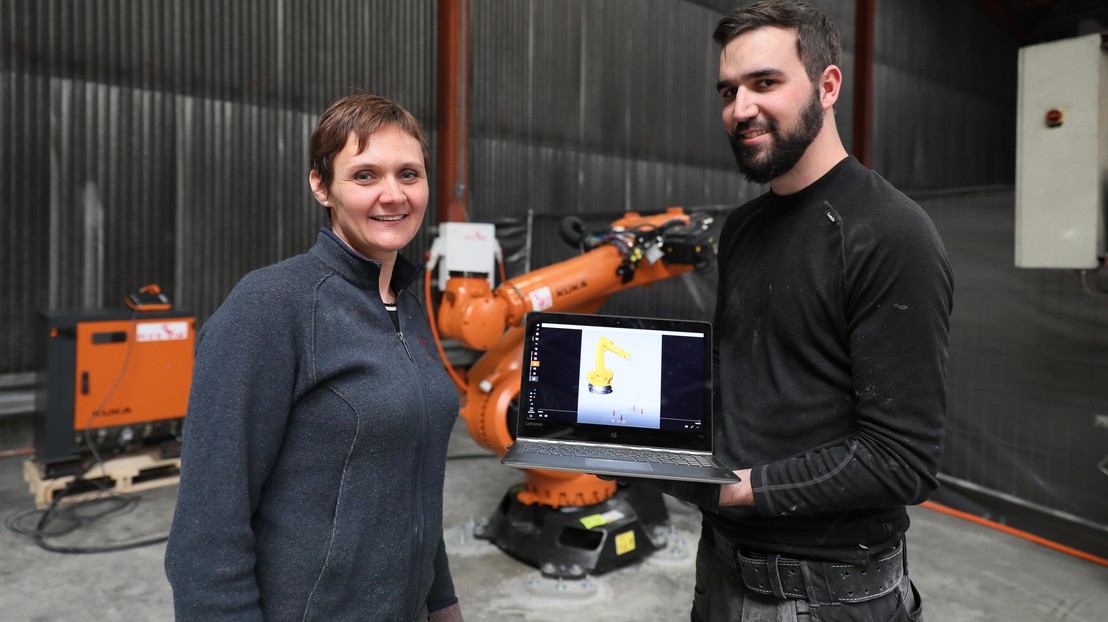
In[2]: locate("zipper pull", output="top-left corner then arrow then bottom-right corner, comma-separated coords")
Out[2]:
397,331 -> 413,360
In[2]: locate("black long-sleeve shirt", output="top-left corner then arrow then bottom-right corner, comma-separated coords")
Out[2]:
661,156 -> 953,562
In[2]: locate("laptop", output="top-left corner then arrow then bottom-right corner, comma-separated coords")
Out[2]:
501,311 -> 740,484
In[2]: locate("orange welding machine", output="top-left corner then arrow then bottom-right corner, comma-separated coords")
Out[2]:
36,285 -> 194,477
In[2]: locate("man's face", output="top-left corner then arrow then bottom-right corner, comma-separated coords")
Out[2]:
717,26 -> 825,184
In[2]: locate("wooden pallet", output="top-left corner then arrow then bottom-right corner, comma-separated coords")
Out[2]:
23,448 -> 181,509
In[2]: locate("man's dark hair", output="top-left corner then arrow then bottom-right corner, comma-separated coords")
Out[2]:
713,0 -> 842,83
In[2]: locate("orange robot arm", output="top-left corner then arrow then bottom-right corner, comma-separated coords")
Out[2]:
433,208 -> 714,507
436,208 -> 712,350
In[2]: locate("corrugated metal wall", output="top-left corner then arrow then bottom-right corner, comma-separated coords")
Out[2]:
1,0 -> 439,374
468,0 -> 760,221
466,0 -> 1015,233
924,188 -> 1108,535
1,0 -> 1019,374
2,1 -> 1018,365
873,0 -> 1016,188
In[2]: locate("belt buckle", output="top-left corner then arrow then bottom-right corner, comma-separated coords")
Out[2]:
736,549 -> 804,599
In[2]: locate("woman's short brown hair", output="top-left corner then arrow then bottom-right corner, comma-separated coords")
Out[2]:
309,93 -> 431,190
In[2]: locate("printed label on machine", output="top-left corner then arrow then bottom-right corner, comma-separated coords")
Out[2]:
136,321 -> 190,342
528,287 -> 554,311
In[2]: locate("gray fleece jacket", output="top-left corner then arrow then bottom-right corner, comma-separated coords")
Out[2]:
165,229 -> 460,621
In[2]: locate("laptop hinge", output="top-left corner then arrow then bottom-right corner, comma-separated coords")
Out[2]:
522,438 -> 712,455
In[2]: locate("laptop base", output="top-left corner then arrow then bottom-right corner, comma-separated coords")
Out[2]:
502,440 -> 743,484
474,484 -> 670,579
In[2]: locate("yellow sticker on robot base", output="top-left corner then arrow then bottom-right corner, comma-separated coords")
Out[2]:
615,530 -> 636,555
579,509 -> 625,530
580,514 -> 606,529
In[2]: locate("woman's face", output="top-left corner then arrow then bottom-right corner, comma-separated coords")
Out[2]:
310,125 -> 428,264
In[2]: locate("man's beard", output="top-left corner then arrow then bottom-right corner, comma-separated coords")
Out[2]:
728,89 -> 824,185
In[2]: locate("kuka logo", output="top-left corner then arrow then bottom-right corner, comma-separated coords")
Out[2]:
137,321 -> 189,342
93,406 -> 133,417
555,280 -> 587,297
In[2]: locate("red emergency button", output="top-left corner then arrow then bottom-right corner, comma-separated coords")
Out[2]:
1045,108 -> 1064,128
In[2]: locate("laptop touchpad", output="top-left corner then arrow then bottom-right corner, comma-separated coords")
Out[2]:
586,459 -> 654,472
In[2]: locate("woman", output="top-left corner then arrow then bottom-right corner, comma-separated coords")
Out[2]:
165,93 -> 463,622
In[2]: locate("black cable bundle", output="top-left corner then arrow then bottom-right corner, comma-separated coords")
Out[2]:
5,477 -> 167,554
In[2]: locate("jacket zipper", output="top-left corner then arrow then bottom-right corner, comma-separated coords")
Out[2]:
396,291 -> 429,620
397,331 -> 413,360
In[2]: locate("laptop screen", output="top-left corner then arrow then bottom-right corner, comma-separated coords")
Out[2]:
516,311 -> 713,451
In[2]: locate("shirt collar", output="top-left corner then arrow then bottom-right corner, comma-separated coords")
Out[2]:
313,227 -> 422,294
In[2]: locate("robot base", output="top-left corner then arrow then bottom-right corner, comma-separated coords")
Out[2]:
587,384 -> 613,394
474,483 -> 670,579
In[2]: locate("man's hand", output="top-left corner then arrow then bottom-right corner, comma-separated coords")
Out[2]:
718,469 -> 754,506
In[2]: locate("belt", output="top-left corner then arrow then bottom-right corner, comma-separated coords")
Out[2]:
709,528 -> 905,604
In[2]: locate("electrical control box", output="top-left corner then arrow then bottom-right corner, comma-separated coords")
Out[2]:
35,309 -> 195,477
1015,33 -> 1108,269
429,222 -> 501,290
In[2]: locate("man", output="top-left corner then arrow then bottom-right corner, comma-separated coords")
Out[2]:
644,2 -> 953,620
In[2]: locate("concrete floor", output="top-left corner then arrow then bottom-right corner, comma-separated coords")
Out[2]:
2,419 -> 1107,622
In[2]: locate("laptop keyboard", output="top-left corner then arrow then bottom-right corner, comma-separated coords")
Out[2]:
521,442 -> 715,468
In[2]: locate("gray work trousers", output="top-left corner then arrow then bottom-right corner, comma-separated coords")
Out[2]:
691,530 -> 923,622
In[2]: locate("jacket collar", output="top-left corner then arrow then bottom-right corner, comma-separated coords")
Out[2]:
311,228 -> 422,294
